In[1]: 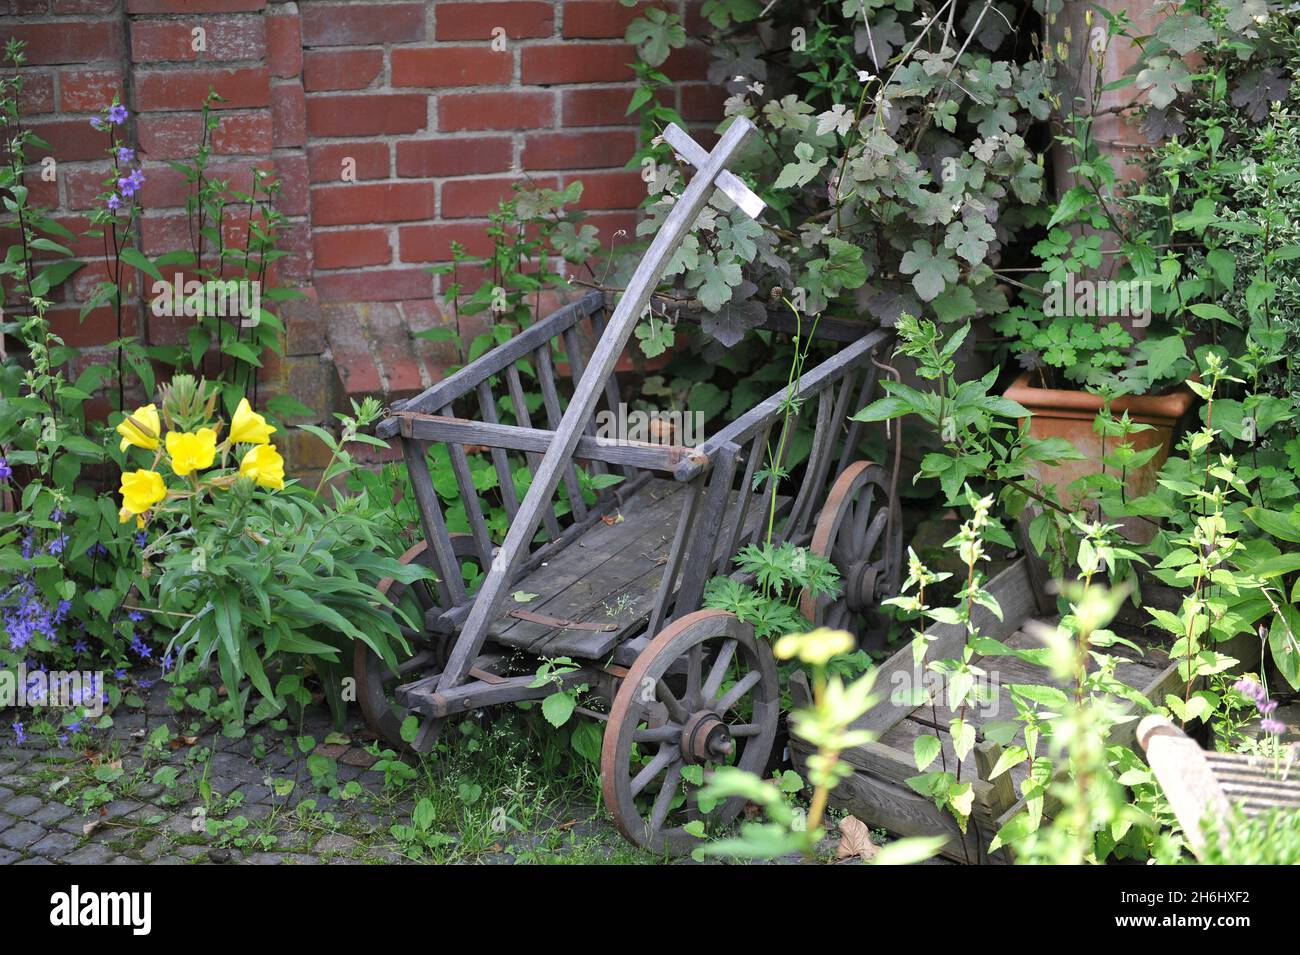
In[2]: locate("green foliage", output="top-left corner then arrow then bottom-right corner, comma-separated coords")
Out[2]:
619,0 -> 1047,347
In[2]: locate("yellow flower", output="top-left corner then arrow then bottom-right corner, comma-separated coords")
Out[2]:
165,428 -> 218,477
239,443 -> 285,490
774,628 -> 856,666
118,469 -> 166,522
229,397 -> 276,445
116,404 -> 161,453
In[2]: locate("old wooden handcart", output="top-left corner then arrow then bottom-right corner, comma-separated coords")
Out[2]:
354,119 -> 900,853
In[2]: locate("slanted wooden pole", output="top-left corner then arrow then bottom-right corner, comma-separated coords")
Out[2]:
437,117 -> 764,691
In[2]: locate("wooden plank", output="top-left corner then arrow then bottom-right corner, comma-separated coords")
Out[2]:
504,362 -> 562,542
682,328 -> 891,479
440,118 -> 762,692
477,380 -> 520,524
402,439 -> 467,606
534,342 -> 589,521
863,558 -> 1037,735
442,403 -> 496,570
397,413 -> 697,473
380,289 -> 603,431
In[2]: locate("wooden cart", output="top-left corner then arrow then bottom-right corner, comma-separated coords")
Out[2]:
354,119 -> 902,853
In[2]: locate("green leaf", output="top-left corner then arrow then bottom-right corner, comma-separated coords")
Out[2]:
913,734 -> 942,771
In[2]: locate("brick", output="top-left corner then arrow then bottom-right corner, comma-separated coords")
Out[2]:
391,48 -> 511,88
436,90 -> 554,131
307,141 -> 389,182
563,1 -> 652,38
134,66 -> 270,111
564,170 -> 645,209
522,43 -> 634,84
663,43 -> 710,81
561,86 -> 641,127
522,130 -> 634,170
137,112 -> 203,159
271,80 -> 306,145
395,136 -> 511,177
48,305 -> 135,347
127,0 -> 266,11
313,228 -> 391,269
130,17 -> 266,63
57,69 -> 122,113
266,5 -> 303,78
398,221 -> 493,262
141,159 -> 265,208
281,286 -> 324,356
139,212 -> 189,255
63,163 -> 114,209
0,21 -> 123,65
681,83 -> 726,122
305,93 -> 426,137
440,174 -> 557,218
303,49 -> 383,91
300,3 -> 425,46
52,0 -> 119,11
311,182 -> 435,225
17,72 -> 56,114
26,118 -> 110,162
315,268 -> 432,303
212,109 -> 273,153
436,2 -> 552,40
271,217 -> 312,283
273,151 -> 309,216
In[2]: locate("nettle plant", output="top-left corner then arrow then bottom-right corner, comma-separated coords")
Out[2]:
621,0 -> 1049,354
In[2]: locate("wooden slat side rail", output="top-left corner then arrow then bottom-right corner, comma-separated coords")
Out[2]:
589,307 -> 636,480
1136,715 -> 1232,858
401,439 -> 468,606
442,402 -> 496,571
396,413 -> 700,473
379,288 -> 605,435
561,323 -> 608,479
504,362 -> 562,542
677,327 -> 892,481
438,118 -> 763,692
860,558 -> 1037,735
476,380 -> 520,524
533,342 -> 589,521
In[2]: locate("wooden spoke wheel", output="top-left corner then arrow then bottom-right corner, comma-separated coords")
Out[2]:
354,535 -> 480,752
800,460 -> 903,651
601,609 -> 779,855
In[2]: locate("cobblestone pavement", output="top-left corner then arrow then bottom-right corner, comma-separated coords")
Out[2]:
0,670 -> 639,865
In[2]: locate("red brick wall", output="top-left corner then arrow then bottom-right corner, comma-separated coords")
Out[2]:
2,0 -> 718,417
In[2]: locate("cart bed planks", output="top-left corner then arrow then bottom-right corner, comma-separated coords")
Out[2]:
789,557 -> 1262,863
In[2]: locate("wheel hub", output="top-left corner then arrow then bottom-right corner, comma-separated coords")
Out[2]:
844,560 -> 879,613
680,711 -> 733,764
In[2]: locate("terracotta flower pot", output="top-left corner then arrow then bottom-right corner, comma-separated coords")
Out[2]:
1003,372 -> 1196,542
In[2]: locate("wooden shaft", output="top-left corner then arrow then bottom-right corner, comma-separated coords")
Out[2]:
439,118 -> 760,690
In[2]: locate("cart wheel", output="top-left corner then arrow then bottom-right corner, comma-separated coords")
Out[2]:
800,460 -> 902,650
355,535 -> 480,752
601,609 -> 779,855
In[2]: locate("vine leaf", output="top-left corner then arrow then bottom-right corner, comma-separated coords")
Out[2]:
773,141 -> 825,190
899,241 -> 958,302
1136,56 -> 1192,110
1156,13 -> 1215,56
701,280 -> 765,347
1231,66 -> 1290,121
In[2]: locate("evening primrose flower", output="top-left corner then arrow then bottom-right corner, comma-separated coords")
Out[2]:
118,469 -> 166,522
774,627 -> 855,666
165,428 -> 217,476
229,397 -> 275,445
116,404 -> 161,452
239,443 -> 285,490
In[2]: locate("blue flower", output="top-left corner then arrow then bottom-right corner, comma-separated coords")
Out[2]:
108,103 -> 128,125
12,721 -> 25,745
0,458 -> 10,481
117,146 -> 134,163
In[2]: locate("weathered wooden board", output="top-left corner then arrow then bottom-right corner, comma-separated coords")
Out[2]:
488,478 -> 781,659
